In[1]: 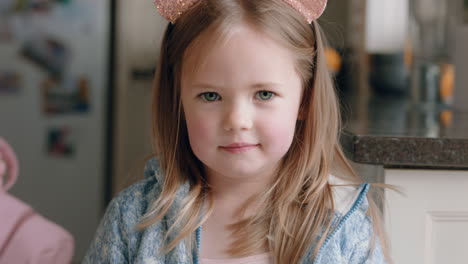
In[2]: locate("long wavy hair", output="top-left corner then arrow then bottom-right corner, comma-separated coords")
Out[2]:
137,0 -> 391,263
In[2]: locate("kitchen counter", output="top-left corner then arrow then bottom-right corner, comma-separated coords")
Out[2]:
340,94 -> 468,169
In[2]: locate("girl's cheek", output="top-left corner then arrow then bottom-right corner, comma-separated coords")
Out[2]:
261,117 -> 297,153
186,115 -> 214,145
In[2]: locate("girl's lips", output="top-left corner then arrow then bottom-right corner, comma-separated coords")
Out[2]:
219,143 -> 259,153
223,142 -> 256,148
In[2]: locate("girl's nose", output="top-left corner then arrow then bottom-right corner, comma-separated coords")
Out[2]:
222,103 -> 253,132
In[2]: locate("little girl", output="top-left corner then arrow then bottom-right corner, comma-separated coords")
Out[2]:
84,0 -> 390,263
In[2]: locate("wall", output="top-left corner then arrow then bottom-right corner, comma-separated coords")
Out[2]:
0,1 -> 110,261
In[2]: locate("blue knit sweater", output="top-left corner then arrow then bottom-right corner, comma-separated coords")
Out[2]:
83,158 -> 385,263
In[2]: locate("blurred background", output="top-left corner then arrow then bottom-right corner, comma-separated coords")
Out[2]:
0,0 -> 467,263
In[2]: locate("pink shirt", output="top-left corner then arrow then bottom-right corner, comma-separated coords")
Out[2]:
201,252 -> 272,264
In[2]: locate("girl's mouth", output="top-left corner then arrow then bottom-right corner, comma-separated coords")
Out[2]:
219,143 -> 259,153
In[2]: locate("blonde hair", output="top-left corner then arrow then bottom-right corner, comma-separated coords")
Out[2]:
137,0 -> 391,262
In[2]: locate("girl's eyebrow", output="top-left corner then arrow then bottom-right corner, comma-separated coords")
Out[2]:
190,82 -> 282,90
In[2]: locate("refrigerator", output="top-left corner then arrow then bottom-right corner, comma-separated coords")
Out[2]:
0,0 -> 110,262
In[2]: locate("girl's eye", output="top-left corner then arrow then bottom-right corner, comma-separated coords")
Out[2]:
200,92 -> 220,102
256,91 -> 274,101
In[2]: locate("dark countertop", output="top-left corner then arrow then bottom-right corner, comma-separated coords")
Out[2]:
340,94 -> 468,169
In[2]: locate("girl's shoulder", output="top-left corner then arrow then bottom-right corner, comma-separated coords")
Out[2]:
327,175 -> 373,246
307,175 -> 385,263
99,157 -> 164,234
83,158 -> 168,263
328,175 -> 370,218
114,157 -> 163,215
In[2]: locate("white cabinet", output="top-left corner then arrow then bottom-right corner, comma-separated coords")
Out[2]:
385,169 -> 468,264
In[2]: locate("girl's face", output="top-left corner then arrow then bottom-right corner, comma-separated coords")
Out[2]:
181,23 -> 303,182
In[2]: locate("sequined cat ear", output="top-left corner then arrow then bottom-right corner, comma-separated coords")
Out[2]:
154,0 -> 328,24
154,0 -> 202,24
282,0 -> 328,24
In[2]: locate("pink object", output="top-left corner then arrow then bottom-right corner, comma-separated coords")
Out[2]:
0,137 -> 75,263
0,137 -> 18,191
154,0 -> 327,24
282,0 -> 328,24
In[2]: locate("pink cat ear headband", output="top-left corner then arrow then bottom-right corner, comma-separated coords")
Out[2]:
154,0 -> 328,24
